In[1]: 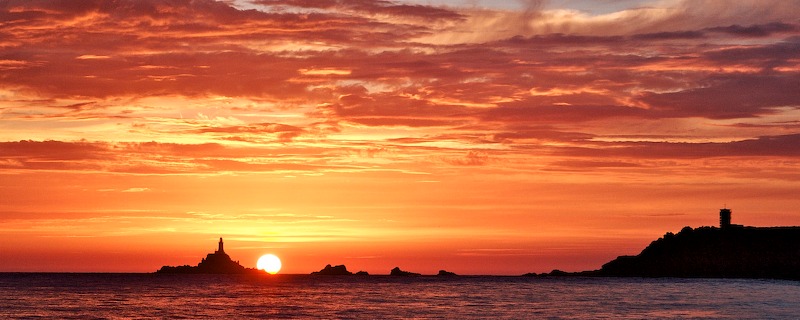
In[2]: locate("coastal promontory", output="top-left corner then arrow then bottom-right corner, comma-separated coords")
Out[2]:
593,209 -> 800,279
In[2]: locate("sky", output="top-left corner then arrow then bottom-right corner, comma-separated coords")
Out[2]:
1,0 -> 799,275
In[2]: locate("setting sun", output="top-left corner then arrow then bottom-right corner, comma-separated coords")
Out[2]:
257,254 -> 282,274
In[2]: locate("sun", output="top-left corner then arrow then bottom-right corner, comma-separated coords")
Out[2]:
257,254 -> 282,274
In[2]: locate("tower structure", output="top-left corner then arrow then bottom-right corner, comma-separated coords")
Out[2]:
719,208 -> 731,229
218,237 -> 224,253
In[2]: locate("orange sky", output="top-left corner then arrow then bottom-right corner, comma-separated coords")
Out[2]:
1,0 -> 799,275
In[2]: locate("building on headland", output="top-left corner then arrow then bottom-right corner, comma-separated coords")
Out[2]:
719,208 -> 743,229
597,207 -> 800,279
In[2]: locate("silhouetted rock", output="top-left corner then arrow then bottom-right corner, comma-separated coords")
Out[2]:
355,271 -> 369,276
596,226 -> 800,279
156,238 -> 258,274
390,267 -> 420,276
523,269 -> 572,277
311,264 -> 353,275
437,270 -> 457,276
523,270 -> 597,277
550,269 -> 572,276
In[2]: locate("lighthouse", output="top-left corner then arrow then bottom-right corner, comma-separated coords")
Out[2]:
218,237 -> 224,253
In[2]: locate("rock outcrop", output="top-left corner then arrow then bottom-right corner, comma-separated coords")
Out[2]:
390,267 -> 420,276
437,270 -> 457,276
311,264 -> 353,275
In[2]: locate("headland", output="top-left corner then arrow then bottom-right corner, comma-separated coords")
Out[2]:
571,208 -> 800,280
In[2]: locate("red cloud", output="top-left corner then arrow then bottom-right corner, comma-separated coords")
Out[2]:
1,0 -> 799,172
193,122 -> 304,142
558,134 -> 800,159
640,73 -> 800,119
0,140 -> 109,161
0,140 -> 344,174
254,0 -> 463,21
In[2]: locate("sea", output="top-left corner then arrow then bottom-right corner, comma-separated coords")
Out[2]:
1,273 -> 798,319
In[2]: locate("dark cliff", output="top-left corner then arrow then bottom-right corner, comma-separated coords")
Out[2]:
597,226 -> 800,279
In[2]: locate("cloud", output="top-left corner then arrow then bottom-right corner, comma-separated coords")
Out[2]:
490,127 -> 595,144
0,140 -> 109,161
442,150 -> 490,166
484,104 -> 649,123
0,0 -> 435,99
640,73 -> 800,119
707,22 -> 799,37
320,91 -> 477,127
560,134 -> 800,159
1,0 -> 799,175
195,122 -> 305,142
549,160 -> 641,169
631,30 -> 705,40
0,139 -> 412,175
0,140 -> 229,173
703,38 -> 800,70
253,0 -> 464,21
412,0 -> 800,45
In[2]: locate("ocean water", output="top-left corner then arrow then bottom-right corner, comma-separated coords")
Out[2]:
1,273 -> 798,319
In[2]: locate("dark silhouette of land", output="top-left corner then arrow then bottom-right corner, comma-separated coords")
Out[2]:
310,264 -> 370,275
154,208 -> 799,279
156,238 -> 260,274
390,267 -> 420,276
524,269 -> 570,277
595,225 -> 800,279
312,264 -> 353,275
536,208 -> 800,280
437,270 -> 457,276
309,265 -> 424,276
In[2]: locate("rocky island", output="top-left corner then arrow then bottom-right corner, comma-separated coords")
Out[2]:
437,270 -> 457,276
156,238 -> 259,274
589,208 -> 800,280
312,264 -> 353,275
311,264 -> 370,275
390,267 -> 420,276
309,265 -> 424,276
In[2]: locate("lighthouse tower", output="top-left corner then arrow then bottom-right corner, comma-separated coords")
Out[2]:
217,237 -> 224,253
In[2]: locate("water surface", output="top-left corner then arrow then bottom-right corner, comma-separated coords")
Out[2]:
1,273 -> 797,319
